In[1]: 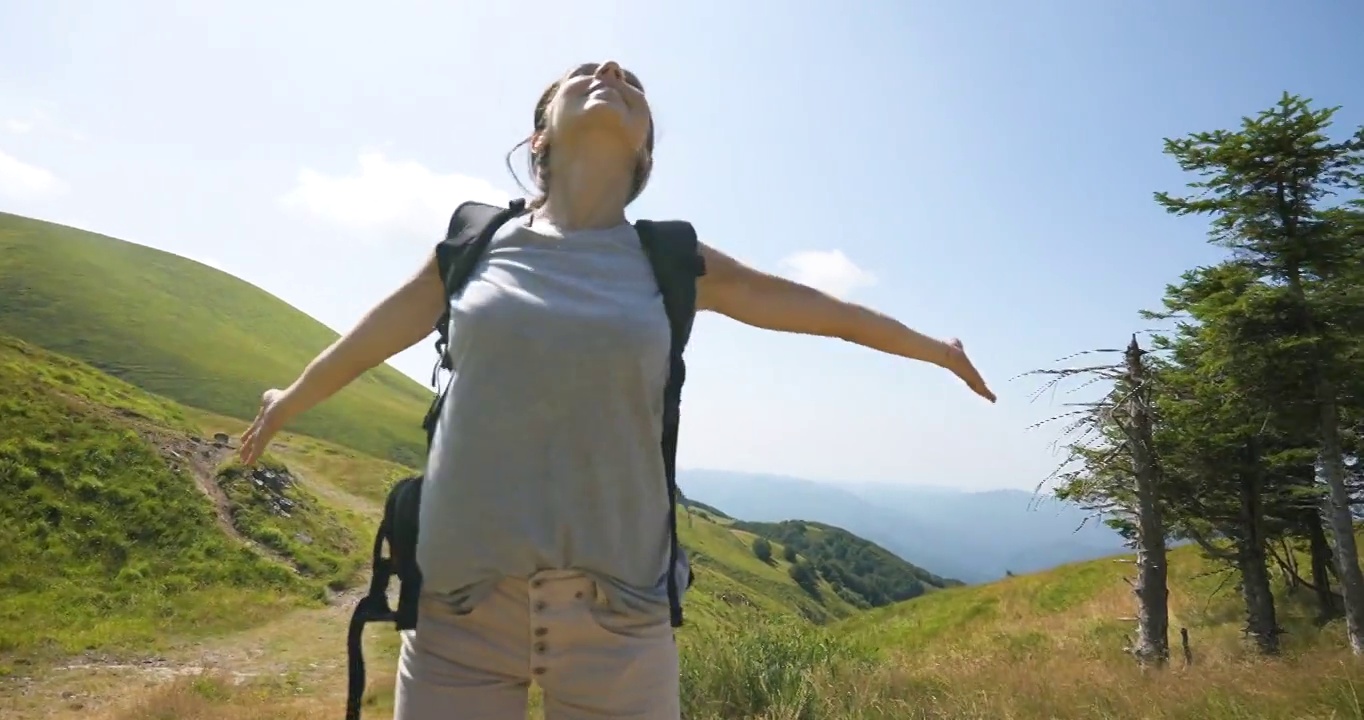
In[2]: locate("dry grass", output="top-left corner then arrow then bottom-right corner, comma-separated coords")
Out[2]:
93,673 -> 329,720
857,643 -> 1364,719
65,626 -> 1364,720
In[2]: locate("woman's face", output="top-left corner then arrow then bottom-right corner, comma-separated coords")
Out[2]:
543,61 -> 652,156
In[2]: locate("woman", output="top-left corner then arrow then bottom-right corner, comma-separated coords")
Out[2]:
239,60 -> 994,720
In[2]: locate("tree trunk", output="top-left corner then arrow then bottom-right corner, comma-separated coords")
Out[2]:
1317,389 -> 1364,655
1283,258 -> 1364,655
1125,337 -> 1170,666
1238,540 -> 1280,654
1306,508 -> 1342,622
1237,465 -> 1279,655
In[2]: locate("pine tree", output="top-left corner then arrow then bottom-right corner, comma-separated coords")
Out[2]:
1154,92 -> 1364,654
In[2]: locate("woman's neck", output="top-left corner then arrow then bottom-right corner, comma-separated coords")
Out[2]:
536,131 -> 636,231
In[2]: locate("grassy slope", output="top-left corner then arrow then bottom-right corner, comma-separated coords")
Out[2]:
215,456 -> 368,591
818,536 -> 1364,719
836,538 -> 1346,653
0,212 -> 433,466
0,336 -> 313,665
0,336 -> 406,672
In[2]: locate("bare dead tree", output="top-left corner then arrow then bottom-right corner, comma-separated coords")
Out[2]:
1124,337 -> 1172,666
1020,335 -> 1170,667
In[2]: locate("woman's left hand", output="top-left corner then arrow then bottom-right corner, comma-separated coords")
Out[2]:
941,338 -> 995,403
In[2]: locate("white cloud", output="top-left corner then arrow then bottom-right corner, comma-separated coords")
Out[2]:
0,149 -> 67,200
5,119 -> 34,134
776,249 -> 877,299
280,151 -> 511,241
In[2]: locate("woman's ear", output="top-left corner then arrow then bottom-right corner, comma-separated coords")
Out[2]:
530,130 -> 547,158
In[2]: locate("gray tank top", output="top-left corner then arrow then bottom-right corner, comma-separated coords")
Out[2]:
416,213 -> 688,615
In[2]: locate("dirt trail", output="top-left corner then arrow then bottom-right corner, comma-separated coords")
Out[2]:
0,584 -> 382,719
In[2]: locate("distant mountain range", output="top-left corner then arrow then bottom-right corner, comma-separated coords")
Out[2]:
678,469 -> 1130,584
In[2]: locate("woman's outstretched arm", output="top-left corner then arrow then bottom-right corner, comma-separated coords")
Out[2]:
239,252 -> 447,463
695,242 -> 995,403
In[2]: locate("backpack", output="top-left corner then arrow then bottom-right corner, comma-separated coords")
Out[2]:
343,197 -> 705,720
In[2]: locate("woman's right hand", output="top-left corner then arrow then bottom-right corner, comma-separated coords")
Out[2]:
239,388 -> 291,465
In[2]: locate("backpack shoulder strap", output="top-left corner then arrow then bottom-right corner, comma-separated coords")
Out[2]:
436,200 -> 517,292
430,199 -> 527,381
423,198 -> 527,445
634,219 -> 706,628
635,219 -> 705,355
426,197 -> 528,373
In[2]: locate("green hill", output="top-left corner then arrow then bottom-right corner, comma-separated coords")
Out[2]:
0,335 -> 332,665
670,531 -> 1364,720
813,536 -> 1364,719
731,519 -> 960,608
679,512 -> 859,627
0,212 -> 433,466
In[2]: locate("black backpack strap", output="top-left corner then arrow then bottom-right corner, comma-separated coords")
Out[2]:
428,198 -> 529,380
422,198 -> 529,443
345,478 -> 406,720
388,476 -> 426,631
635,219 -> 706,628
428,198 -> 529,385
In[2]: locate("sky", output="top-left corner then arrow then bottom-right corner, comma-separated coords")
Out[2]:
2,0 -> 1362,492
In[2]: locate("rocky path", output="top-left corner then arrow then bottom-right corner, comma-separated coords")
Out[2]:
145,428 -> 307,573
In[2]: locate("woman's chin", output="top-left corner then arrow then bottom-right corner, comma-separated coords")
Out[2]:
561,103 -> 640,140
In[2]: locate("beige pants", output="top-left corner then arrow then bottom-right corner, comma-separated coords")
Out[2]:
393,569 -> 681,720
